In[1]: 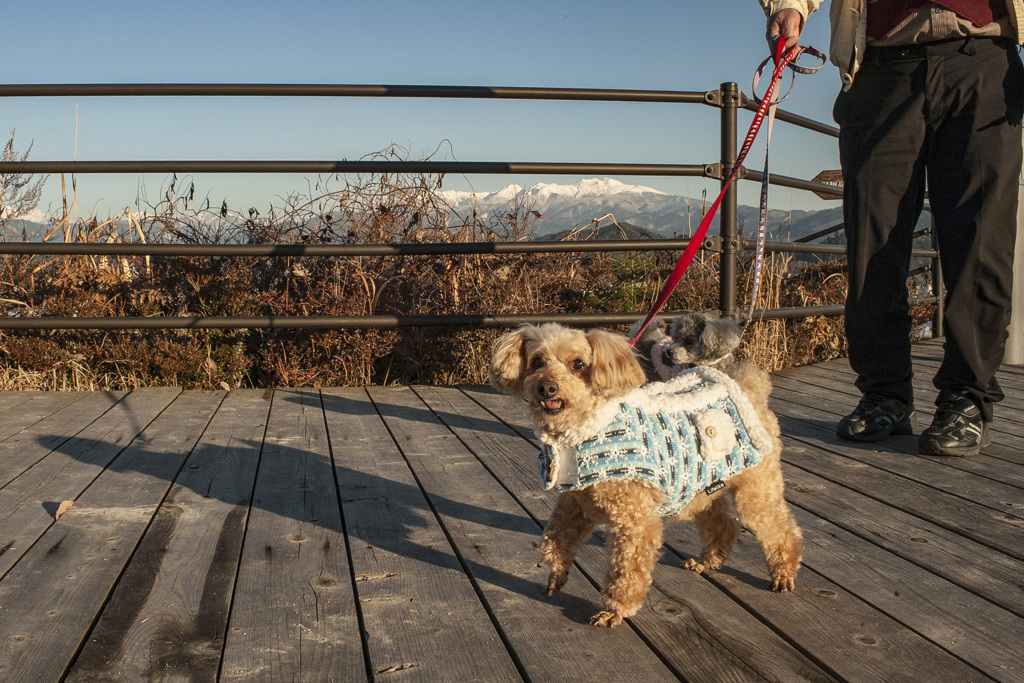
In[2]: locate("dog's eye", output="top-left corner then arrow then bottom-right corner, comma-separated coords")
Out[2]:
530,357 -> 545,370
570,359 -> 586,372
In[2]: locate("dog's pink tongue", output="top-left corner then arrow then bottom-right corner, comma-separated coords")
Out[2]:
544,400 -> 561,410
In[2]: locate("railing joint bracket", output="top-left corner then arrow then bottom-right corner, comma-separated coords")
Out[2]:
703,236 -> 723,253
703,163 -> 722,179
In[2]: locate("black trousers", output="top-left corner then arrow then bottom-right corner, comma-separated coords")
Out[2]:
833,37 -> 1024,422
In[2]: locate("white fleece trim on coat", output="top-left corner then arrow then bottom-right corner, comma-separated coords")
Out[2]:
536,365 -> 774,456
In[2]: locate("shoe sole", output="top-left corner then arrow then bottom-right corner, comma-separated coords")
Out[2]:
919,441 -> 980,457
836,420 -> 916,443
919,429 -> 991,458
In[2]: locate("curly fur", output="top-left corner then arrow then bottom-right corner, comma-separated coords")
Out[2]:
490,322 -> 802,628
628,311 -> 744,382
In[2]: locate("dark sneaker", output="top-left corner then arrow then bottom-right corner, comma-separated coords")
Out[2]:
836,394 -> 916,442
919,390 -> 991,457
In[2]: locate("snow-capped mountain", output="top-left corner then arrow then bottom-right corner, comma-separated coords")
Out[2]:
442,178 -> 839,239
4,178 -> 843,244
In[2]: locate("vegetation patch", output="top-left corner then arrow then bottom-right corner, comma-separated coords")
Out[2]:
0,145 -> 935,390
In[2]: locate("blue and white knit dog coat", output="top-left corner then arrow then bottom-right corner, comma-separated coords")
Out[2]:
537,365 -> 773,516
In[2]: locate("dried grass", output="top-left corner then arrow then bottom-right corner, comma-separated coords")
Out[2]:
0,148 -> 934,390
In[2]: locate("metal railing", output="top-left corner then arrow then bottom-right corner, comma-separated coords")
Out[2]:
0,81 -> 940,331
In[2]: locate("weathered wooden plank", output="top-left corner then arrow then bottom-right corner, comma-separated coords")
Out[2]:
458,386 -> 535,442
66,389 -> 270,682
912,356 -> 1024,395
909,338 -> 1024,382
220,389 -> 363,682
805,359 -> 1024,457
775,412 -> 1024,523
321,387 -> 521,682
0,390 -> 66,418
922,338 -> 1024,369
370,386 -> 682,683
792,506 -> 1024,682
900,358 -> 1024,434
0,391 -> 85,442
0,389 -> 221,681
784,357 -> 1024,438
667,521 -> 988,682
802,356 -> 1024,412
456,386 -> 985,682
779,428 -> 1024,561
0,388 -> 180,577
781,438 -> 1024,615
0,391 -> 129,490
993,361 -> 1024,378
771,375 -> 1024,483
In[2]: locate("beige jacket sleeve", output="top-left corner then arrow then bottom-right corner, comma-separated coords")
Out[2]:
757,0 -> 821,20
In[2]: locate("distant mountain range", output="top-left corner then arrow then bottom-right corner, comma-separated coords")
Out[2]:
441,178 -> 844,242
4,180 -> 847,244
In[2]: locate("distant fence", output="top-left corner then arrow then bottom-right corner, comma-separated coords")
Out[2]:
0,81 -> 940,332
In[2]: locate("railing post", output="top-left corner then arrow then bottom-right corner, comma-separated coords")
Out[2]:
719,82 -> 740,320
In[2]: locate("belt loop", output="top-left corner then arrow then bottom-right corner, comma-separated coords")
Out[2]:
961,36 -> 977,56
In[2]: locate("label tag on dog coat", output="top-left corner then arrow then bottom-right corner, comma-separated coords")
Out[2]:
704,480 -> 726,496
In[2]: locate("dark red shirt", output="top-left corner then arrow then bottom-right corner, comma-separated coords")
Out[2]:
867,0 -> 1008,39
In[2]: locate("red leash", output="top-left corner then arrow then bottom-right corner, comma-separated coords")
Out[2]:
629,41 -> 820,345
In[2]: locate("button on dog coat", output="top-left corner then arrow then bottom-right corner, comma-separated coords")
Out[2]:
537,366 -> 773,516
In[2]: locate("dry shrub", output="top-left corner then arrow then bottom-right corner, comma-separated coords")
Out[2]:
738,256 -> 935,370
0,147 -> 931,389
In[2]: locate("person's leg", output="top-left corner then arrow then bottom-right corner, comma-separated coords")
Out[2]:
919,38 -> 1023,455
925,38 -> 1023,419
832,50 -> 927,440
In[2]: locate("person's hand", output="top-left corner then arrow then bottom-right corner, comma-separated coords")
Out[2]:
767,8 -> 804,55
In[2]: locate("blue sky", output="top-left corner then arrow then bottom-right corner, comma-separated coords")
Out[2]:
3,0 -> 841,218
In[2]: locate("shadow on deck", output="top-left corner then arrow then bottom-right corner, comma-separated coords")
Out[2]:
0,338 -> 1021,681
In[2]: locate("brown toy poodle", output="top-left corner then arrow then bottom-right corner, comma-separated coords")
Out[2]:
489,322 -> 801,627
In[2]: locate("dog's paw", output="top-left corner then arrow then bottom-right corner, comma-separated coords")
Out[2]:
771,576 -> 796,592
546,570 -> 568,596
589,610 -> 624,628
681,558 -> 717,574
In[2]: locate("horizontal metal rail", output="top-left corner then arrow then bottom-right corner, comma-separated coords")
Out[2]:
743,169 -> 842,199
0,163 -> 846,204
0,83 -> 712,104
796,222 -> 845,244
0,160 -> 711,178
0,238 -> 935,260
0,240 -> 692,257
743,239 -> 938,259
0,298 -> 937,331
2,168 -> 844,208
742,98 -> 840,138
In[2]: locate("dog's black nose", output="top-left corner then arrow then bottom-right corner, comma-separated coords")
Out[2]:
538,381 -> 559,399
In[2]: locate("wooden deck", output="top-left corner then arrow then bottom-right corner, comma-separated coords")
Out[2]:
0,338 -> 1021,681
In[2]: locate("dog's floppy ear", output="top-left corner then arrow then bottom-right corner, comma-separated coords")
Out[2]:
489,326 -> 531,394
586,329 -> 646,396
704,317 -> 742,356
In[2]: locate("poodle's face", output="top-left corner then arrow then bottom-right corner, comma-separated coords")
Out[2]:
665,313 -> 742,367
489,323 -> 645,437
